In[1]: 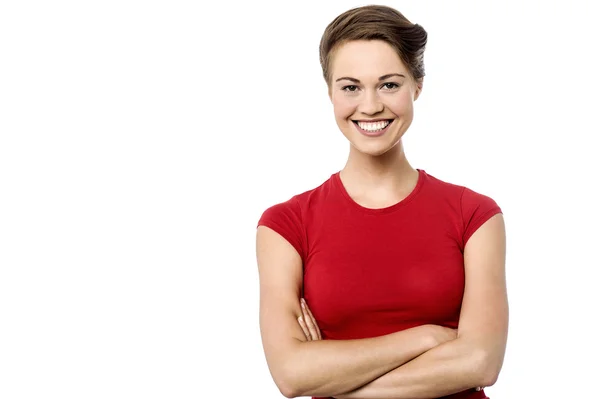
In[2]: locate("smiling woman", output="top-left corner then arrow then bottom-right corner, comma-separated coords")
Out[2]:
256,5 -> 507,399
336,72 -> 405,138
329,40 -> 420,153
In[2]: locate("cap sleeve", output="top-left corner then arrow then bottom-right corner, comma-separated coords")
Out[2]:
460,187 -> 502,248
257,197 -> 307,261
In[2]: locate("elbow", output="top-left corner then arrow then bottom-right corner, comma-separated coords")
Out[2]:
480,365 -> 501,388
276,360 -> 320,398
268,340 -> 313,398
480,368 -> 500,388
475,349 -> 503,387
273,373 -> 298,398
275,380 -> 297,399
278,385 -> 298,399
272,360 -> 302,398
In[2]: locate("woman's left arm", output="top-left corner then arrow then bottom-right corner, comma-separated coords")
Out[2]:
337,213 -> 508,399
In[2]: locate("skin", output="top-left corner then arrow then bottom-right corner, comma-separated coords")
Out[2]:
299,302 -> 485,394
328,39 -> 423,208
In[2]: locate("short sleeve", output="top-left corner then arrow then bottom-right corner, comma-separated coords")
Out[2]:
460,187 -> 502,248
257,197 -> 306,261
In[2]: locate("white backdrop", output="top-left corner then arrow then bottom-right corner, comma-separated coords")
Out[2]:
1,1 -> 599,398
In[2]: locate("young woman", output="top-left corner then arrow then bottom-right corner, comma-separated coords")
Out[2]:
256,5 -> 508,399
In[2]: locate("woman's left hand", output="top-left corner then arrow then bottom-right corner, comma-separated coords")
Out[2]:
298,298 -> 322,341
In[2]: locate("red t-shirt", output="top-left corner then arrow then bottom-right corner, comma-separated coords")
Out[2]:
257,169 -> 501,399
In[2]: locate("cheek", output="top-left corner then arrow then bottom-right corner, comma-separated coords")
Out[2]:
332,96 -> 356,120
386,92 -> 413,114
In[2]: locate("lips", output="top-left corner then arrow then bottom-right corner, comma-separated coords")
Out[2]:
352,119 -> 394,137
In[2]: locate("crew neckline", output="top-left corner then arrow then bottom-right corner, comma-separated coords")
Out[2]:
332,168 -> 426,215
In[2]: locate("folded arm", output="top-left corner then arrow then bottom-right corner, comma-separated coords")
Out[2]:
336,214 -> 508,399
256,226 -> 454,398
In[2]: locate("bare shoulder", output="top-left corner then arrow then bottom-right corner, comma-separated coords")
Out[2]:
256,225 -> 304,301
464,213 -> 506,267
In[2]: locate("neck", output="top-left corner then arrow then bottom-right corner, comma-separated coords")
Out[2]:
341,140 -> 416,187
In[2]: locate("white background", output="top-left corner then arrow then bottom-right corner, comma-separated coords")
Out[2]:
1,1 -> 599,398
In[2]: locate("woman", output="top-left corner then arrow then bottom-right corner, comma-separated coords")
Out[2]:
256,5 -> 508,399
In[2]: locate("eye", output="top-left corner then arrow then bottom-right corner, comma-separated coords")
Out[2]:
381,82 -> 400,90
342,85 -> 359,92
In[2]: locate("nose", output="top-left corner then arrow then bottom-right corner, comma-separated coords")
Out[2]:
359,90 -> 384,115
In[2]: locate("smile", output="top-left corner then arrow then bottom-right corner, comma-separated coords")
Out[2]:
352,119 -> 393,136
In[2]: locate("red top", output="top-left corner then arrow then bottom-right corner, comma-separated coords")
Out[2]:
257,169 -> 501,399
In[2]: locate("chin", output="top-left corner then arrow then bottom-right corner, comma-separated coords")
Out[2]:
342,125 -> 405,156
351,138 -> 403,157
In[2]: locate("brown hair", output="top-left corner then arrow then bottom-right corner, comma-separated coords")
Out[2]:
319,5 -> 428,85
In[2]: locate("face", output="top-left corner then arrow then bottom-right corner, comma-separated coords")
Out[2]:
328,40 -> 422,157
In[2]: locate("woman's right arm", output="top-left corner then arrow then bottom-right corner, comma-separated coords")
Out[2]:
256,226 -> 456,398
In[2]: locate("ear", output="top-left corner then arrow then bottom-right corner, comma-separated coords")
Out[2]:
328,85 -> 333,103
414,78 -> 424,101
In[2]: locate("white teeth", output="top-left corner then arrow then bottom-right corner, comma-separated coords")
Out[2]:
357,120 -> 391,131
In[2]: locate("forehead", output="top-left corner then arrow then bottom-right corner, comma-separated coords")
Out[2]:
331,40 -> 407,79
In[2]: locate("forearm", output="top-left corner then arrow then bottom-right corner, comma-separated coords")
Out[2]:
335,337 -> 487,399
285,325 -> 437,398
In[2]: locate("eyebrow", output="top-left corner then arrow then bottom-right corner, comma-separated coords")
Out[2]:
335,73 -> 406,83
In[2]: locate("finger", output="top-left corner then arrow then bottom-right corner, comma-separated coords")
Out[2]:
302,299 -> 322,340
301,300 -> 320,340
301,301 -> 316,340
298,316 -> 311,341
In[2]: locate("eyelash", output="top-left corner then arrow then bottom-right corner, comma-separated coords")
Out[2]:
341,82 -> 400,92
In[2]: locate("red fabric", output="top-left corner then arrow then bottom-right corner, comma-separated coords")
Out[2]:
257,169 -> 501,399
